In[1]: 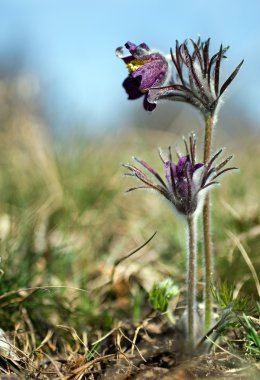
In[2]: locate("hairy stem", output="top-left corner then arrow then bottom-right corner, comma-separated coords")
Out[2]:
203,113 -> 215,332
187,214 -> 197,351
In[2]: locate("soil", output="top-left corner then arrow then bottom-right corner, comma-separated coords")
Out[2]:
2,315 -> 259,379
97,320 -> 259,380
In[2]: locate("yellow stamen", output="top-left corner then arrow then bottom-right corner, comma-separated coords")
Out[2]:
127,59 -> 149,73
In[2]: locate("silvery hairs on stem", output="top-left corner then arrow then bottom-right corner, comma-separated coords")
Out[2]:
123,133 -> 237,217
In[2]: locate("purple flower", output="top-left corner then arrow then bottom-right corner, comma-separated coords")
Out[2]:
148,38 -> 244,116
116,41 -> 171,111
123,134 -> 237,216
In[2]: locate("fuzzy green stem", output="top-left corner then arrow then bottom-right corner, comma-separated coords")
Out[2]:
187,214 -> 197,351
203,113 -> 215,332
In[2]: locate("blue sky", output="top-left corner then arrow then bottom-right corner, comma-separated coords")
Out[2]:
0,0 -> 260,131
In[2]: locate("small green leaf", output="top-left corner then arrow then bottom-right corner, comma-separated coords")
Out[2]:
149,279 -> 179,313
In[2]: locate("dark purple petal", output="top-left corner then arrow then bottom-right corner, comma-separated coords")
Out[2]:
125,41 -> 137,54
117,41 -> 171,111
125,41 -> 150,57
176,156 -> 190,175
122,55 -> 135,64
139,42 -> 150,50
143,94 -> 156,111
132,59 -> 168,90
193,163 -> 204,172
123,77 -> 143,100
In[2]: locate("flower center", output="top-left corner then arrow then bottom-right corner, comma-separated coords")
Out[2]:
127,59 -> 149,73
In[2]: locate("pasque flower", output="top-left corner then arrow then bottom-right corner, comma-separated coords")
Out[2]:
123,134 -> 237,216
116,41 -> 171,111
148,38 -> 244,116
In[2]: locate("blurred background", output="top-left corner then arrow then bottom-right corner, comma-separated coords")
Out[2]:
0,0 -> 259,331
